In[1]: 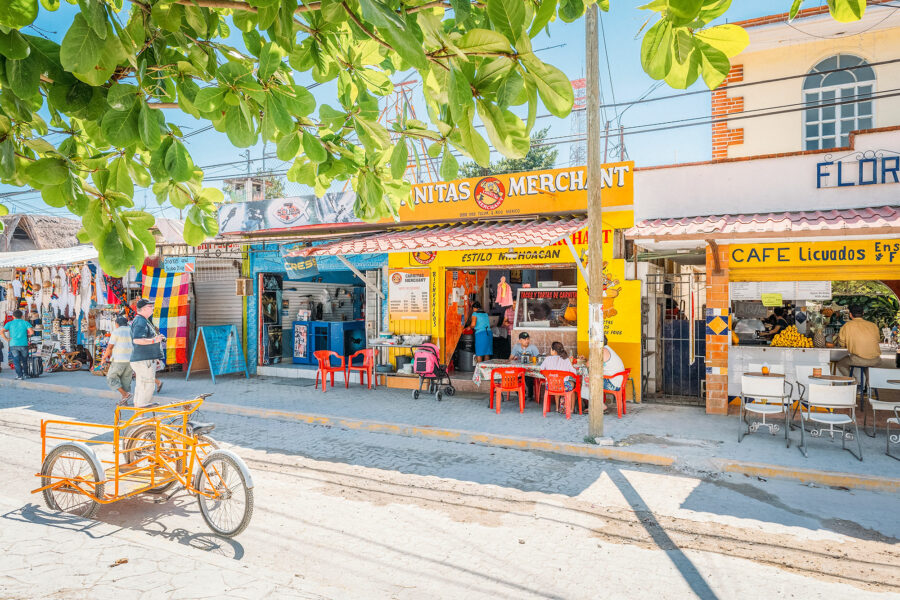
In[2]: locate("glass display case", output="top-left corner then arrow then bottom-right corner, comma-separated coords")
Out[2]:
512,288 -> 577,330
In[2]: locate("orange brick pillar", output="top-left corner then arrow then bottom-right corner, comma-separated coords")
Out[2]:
705,243 -> 730,414
711,65 -> 744,160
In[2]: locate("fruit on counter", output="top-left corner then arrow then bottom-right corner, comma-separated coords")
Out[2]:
771,325 -> 813,348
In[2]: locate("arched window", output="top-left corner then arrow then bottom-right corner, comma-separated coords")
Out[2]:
803,54 -> 875,150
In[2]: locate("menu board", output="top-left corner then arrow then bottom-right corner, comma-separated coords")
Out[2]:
388,269 -> 430,319
759,281 -> 795,298
731,281 -> 833,301
795,281 -> 832,300
730,282 -> 760,300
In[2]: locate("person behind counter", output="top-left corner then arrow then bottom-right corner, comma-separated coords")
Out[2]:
835,304 -> 882,376
468,302 -> 492,364
759,307 -> 789,340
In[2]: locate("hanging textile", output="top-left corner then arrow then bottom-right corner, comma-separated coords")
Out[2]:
141,266 -> 190,365
105,275 -> 126,305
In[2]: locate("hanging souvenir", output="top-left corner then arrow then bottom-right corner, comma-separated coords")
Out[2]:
496,276 -> 513,307
80,264 -> 92,316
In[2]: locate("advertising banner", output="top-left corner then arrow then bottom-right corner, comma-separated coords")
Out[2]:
280,243 -> 319,280
218,192 -> 358,234
388,269 -> 430,319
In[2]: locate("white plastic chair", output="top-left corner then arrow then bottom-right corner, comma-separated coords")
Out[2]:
798,383 -> 861,461
740,374 -> 791,448
749,363 -> 794,406
887,407 -> 900,461
791,365 -> 836,428
865,368 -> 900,439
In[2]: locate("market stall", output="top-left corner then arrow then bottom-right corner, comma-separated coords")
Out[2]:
0,246 -> 138,374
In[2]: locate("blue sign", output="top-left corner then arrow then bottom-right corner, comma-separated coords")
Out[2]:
185,325 -> 249,383
280,243 -> 319,280
163,256 -> 196,273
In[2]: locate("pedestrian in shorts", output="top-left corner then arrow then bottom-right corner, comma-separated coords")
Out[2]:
102,316 -> 133,406
130,299 -> 165,408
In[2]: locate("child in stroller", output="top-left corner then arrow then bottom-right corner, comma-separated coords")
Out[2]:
411,343 -> 455,401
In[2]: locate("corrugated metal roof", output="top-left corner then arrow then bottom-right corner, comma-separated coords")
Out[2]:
626,206 -> 900,240
303,218 -> 586,256
0,245 -> 98,268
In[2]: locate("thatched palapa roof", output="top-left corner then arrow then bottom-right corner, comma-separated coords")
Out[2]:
0,214 -> 82,252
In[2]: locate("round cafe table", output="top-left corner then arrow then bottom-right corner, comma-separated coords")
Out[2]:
809,374 -> 856,385
744,372 -> 784,378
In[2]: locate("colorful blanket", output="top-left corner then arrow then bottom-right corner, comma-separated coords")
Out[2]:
141,266 -> 190,365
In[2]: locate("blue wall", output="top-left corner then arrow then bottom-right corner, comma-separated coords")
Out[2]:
246,243 -> 386,371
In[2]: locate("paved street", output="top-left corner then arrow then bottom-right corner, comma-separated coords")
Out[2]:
1,387 -> 899,599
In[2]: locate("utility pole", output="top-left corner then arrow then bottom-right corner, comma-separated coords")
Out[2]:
243,150 -> 252,203
586,3 -> 605,439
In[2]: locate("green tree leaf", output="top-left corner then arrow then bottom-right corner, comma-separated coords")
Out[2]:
108,157 -> 134,197
456,29 -> 511,53
164,139 -> 194,182
390,138 -> 408,179
0,30 -> 31,60
60,14 -> 103,75
520,53 -> 574,117
77,0 -> 108,40
0,138 -> 15,179
101,100 -> 141,147
789,0 -> 803,20
476,99 -> 528,159
258,41 -> 285,80
450,0 -> 471,24
25,158 -> 68,186
640,18 -> 673,80
440,145 -> 458,181
276,130 -> 301,161
530,0 -> 557,37
827,0 -> 865,23
107,83 -> 139,111
0,0 -> 38,29
666,0 -> 703,22
138,102 -> 162,149
225,103 -> 257,147
194,87 -> 227,113
6,57 -> 40,99
487,0 -> 525,45
358,0 -> 405,30
696,39 -> 730,89
301,130 -> 328,163
695,24 -> 748,58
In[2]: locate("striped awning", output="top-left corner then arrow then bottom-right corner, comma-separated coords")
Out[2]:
302,218 -> 586,256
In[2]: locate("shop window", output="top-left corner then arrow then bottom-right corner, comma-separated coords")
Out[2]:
803,54 -> 875,150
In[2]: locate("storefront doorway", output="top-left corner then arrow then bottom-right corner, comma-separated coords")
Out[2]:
446,266 -> 579,373
642,270 -> 707,406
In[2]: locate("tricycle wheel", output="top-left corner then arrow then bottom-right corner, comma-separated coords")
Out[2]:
41,444 -> 104,519
123,425 -> 182,493
412,390 -> 420,400
194,451 -> 254,537
444,386 -> 456,397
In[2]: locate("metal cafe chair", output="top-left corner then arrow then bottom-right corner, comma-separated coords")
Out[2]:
797,383 -> 862,461
739,374 -> 791,448
864,368 -> 900,438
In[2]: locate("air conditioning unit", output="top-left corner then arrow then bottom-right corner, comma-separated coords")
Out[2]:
235,278 -> 253,296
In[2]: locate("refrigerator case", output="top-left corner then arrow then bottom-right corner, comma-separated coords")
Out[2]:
292,321 -> 312,364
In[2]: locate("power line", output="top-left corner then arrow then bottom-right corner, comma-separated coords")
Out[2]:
598,57 -> 900,110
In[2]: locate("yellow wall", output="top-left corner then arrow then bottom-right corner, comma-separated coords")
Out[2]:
729,22 -> 900,158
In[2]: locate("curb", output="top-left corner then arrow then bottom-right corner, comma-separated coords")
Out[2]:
4,378 -> 898,493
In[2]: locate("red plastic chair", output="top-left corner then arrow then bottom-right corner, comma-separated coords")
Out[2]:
489,367 -> 527,414
346,348 -> 376,389
603,368 -> 631,419
541,370 -> 580,419
314,350 -> 345,392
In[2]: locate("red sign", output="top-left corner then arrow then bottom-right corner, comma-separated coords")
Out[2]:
473,177 -> 505,211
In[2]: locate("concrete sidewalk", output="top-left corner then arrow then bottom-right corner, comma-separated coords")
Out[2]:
1,369 -> 898,491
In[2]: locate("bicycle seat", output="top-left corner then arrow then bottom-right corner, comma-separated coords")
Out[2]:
187,420 -> 216,436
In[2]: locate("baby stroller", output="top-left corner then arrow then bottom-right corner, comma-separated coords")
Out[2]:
412,343 -> 455,401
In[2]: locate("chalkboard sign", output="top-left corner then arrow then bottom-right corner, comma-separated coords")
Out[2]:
185,325 -> 249,383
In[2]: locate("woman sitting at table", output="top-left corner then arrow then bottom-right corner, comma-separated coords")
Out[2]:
540,342 -> 576,373
469,302 -> 492,364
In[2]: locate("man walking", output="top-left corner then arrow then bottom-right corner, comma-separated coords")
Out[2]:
130,299 -> 165,407
2,310 -> 33,380
836,305 -> 882,376
102,316 -> 133,405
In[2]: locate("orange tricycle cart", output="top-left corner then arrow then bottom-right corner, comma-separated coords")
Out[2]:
32,395 -> 254,537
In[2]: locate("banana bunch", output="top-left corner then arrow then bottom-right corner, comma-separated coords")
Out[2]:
771,326 -> 813,348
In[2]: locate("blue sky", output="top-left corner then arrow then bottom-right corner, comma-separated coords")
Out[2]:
2,0 -> 814,217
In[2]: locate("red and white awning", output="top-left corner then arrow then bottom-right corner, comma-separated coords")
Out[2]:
302,218 -> 586,256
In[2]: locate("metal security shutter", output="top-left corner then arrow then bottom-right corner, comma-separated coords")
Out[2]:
281,282 -> 356,322
193,259 -> 243,341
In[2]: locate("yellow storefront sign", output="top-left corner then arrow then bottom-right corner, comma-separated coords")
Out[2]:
729,239 -> 900,281
393,163 -> 634,223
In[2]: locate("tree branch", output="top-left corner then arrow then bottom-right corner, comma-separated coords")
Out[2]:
406,1 -> 451,13
174,0 -> 323,14
342,1 -> 395,53
148,103 -> 179,109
